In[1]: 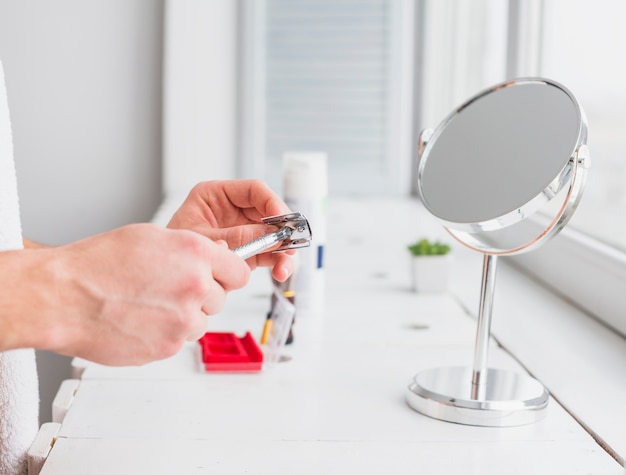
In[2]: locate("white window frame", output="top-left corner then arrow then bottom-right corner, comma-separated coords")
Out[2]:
510,224 -> 626,337
162,0 -> 240,194
238,0 -> 267,182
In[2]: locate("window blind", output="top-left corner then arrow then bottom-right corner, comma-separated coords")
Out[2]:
262,0 -> 403,195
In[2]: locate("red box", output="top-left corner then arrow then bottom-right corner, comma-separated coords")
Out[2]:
198,332 -> 264,372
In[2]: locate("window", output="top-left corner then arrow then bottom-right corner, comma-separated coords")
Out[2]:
539,0 -> 626,252
164,0 -> 626,336
239,0 -> 415,196
415,0 -> 626,337
508,0 -> 626,337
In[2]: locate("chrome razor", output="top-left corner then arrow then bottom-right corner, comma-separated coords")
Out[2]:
233,212 -> 312,260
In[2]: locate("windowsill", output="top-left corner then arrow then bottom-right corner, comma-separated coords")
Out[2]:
153,192 -> 626,465
42,193 -> 623,474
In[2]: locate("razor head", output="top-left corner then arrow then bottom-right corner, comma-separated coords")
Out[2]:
262,212 -> 312,252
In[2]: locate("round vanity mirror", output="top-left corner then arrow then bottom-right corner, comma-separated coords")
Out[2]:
406,78 -> 590,427
417,78 -> 589,255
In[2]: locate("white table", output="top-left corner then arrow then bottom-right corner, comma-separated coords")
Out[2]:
30,197 -> 624,474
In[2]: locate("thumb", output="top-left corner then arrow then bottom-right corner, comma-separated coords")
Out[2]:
215,239 -> 229,249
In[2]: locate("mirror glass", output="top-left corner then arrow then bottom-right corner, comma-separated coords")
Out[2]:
417,78 -> 588,254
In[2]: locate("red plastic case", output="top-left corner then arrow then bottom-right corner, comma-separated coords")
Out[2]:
198,332 -> 264,372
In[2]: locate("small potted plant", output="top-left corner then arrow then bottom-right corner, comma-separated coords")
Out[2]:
407,238 -> 452,293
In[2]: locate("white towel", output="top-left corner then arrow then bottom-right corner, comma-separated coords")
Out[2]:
0,59 -> 40,475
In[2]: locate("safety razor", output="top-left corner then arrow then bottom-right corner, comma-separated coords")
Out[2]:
233,212 -> 312,260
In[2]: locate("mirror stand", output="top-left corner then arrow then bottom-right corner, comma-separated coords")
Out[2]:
406,254 -> 549,427
406,78 -> 588,427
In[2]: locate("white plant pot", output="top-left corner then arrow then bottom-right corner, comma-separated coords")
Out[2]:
410,254 -> 453,293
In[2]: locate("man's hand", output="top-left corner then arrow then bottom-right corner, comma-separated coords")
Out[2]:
0,224 -> 250,365
0,179 -> 292,366
167,180 -> 294,282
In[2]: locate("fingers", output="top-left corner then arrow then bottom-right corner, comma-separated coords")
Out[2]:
211,179 -> 291,214
167,180 -> 296,266
190,180 -> 291,225
204,237 -> 251,291
242,248 -> 294,282
270,253 -> 294,282
190,223 -> 271,249
198,267 -> 230,315
186,310 -> 209,342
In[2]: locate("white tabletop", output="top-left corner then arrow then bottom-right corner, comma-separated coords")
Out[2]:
34,197 -> 624,474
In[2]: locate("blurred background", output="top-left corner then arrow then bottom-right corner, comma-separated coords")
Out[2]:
0,0 -> 624,423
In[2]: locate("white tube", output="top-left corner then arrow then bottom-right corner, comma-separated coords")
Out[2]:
283,151 -> 328,315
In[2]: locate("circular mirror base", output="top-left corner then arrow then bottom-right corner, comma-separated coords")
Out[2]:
406,366 -> 549,427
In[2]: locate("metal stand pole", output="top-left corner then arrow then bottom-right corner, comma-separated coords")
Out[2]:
471,254 -> 498,400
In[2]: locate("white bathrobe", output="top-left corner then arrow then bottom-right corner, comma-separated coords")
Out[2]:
0,59 -> 40,475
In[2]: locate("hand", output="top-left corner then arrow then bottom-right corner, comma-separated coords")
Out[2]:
167,180 -> 294,282
11,224 -> 250,365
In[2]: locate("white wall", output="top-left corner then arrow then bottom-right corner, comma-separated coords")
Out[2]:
0,0 -> 164,423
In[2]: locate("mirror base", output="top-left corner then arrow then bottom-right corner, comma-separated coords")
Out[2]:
406,366 -> 549,427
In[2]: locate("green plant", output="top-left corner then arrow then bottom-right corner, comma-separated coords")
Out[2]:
407,238 -> 451,256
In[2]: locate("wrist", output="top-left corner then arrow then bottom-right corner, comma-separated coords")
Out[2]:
0,247 -> 88,353
0,249 -> 51,349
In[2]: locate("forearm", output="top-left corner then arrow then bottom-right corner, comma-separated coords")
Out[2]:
0,248 -> 64,351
